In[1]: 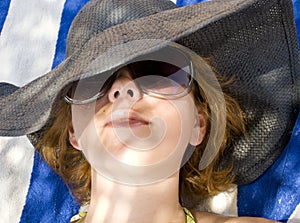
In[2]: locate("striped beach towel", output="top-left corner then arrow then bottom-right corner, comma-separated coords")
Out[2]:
0,0 -> 299,222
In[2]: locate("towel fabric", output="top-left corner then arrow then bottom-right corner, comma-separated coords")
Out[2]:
0,0 -> 299,222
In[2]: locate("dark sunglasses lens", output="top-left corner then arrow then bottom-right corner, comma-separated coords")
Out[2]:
129,60 -> 191,94
129,61 -> 181,77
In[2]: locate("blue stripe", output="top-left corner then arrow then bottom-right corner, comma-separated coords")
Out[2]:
293,0 -> 300,45
20,151 -> 79,223
176,0 -> 208,7
0,0 -> 10,34
52,0 -> 91,69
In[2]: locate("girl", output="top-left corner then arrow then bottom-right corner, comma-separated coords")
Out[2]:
37,42 -> 276,222
1,0 -> 296,222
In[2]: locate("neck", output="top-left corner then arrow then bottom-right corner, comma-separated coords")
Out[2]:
84,169 -> 185,223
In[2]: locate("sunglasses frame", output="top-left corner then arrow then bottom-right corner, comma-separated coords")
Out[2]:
64,45 -> 194,105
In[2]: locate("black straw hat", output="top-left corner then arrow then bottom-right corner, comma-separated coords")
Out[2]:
0,0 -> 299,184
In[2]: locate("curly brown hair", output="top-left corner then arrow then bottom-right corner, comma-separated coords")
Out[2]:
36,45 -> 245,206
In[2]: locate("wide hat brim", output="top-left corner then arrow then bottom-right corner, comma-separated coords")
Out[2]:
0,0 -> 299,185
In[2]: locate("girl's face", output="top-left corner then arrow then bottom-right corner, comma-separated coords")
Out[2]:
69,67 -> 205,185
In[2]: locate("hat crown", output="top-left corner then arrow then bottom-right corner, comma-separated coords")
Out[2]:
66,0 -> 177,57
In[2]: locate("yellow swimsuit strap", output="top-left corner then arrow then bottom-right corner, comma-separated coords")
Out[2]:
183,207 -> 196,223
71,208 -> 195,223
70,212 -> 86,223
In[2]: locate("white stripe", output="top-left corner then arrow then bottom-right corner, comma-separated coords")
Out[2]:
0,0 -> 66,86
0,137 -> 34,223
0,0 -> 66,222
194,184 -> 238,216
288,203 -> 300,223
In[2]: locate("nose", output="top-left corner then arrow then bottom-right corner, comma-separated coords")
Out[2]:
107,76 -> 142,103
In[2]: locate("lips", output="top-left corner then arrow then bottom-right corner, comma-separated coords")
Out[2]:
104,110 -> 149,128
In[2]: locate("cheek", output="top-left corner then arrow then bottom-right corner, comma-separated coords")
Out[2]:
70,100 -> 107,150
154,103 -> 181,136
151,97 -> 196,147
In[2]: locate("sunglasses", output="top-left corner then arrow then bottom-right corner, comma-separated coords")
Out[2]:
64,45 -> 194,105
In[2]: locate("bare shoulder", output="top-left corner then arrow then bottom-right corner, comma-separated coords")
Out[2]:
191,210 -> 279,223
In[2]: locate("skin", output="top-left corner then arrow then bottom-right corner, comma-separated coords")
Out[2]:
192,211 -> 279,223
68,67 -> 278,223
